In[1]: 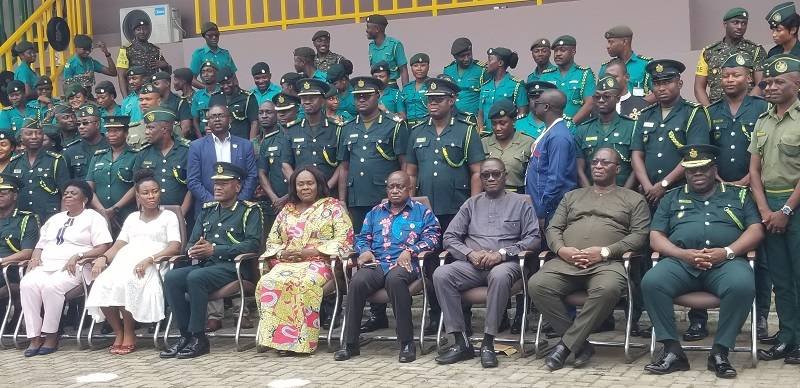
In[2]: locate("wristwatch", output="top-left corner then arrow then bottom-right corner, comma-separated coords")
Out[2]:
498,248 -> 508,260
781,205 -> 794,216
660,179 -> 670,188
600,247 -> 610,260
724,246 -> 735,260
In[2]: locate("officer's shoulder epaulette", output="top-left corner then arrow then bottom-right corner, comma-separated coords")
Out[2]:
456,115 -> 476,125
94,148 -> 110,156
600,57 -> 613,66
381,111 -> 402,123
243,200 -> 259,208
16,209 -> 32,215
541,66 -> 557,74
635,53 -> 653,61
210,90 -> 223,95
177,138 -> 191,147
411,120 -> 427,130
9,153 -> 22,162
707,98 -> 725,109
702,41 -> 722,52
511,75 -> 524,83
723,182 -> 748,190
136,143 -> 153,152
45,150 -> 62,158
759,110 -> 770,119
475,60 -> 487,67
202,201 -> 218,209
685,100 -> 702,107
618,114 -> 636,123
1,106 -> 11,111
575,64 -> 591,71
63,138 -> 81,149
641,102 -> 659,112
577,117 -> 597,126
241,89 -> 252,96
284,119 -> 301,128
665,185 -> 684,195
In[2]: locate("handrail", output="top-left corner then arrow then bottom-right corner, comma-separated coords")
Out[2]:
0,0 -> 93,98
195,0 -> 541,34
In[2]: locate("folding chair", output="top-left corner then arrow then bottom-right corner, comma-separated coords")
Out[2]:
533,251 -> 646,362
86,205 -> 188,349
434,250 -> 534,357
0,261 -> 24,348
649,251 -> 758,368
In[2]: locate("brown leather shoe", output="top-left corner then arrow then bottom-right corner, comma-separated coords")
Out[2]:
205,319 -> 222,333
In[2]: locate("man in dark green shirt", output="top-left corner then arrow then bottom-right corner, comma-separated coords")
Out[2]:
209,68 -> 258,139
64,105 -> 109,179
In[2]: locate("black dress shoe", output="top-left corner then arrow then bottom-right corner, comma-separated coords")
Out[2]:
435,343 -> 474,364
333,344 -> 360,361
544,342 -> 570,371
510,310 -> 523,335
784,346 -> 800,364
682,321 -> 708,342
630,322 -> 653,338
100,322 -> 113,335
707,352 -> 737,378
398,343 -> 416,363
573,342 -> 595,368
644,351 -> 690,374
159,336 -> 191,359
424,315 -> 441,336
757,316 -> 769,340
760,330 -> 780,345
360,315 -> 389,333
758,343 -> 797,361
480,345 -> 498,368
498,312 -> 510,333
542,320 -> 559,339
176,336 -> 210,359
592,315 -> 615,333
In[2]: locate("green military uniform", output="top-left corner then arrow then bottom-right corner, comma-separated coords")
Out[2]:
514,114 -> 546,138
163,162 -> 263,335
209,68 -> 257,140
337,76 -> 409,230
285,117 -> 339,182
25,77 -> 59,122
599,26 -> 653,95
479,48 -> 528,129
86,146 -> 138,226
399,53 -> 431,125
0,81 -> 28,136
366,15 -> 407,82
749,54 -> 800,346
765,3 -> 800,59
0,174 -> 40,287
63,105 -> 110,179
526,38 -> 557,82
405,78 -> 485,218
7,146 -> 69,222
631,60 -> 711,185
327,64 -> 357,118
481,99 -> 533,191
444,38 -> 487,115
371,61 -> 401,114
708,54 -> 769,182
126,83 -> 161,150
257,127 -> 291,226
695,8 -> 766,103
644,145 -> 758,351
133,110 -> 190,206
539,36 -> 596,122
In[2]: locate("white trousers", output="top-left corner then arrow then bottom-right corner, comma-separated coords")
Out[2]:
20,268 -> 81,338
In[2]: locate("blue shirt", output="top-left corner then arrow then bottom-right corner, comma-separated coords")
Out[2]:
525,119 -> 577,221
0,107 -> 28,135
189,45 -> 237,75
13,62 -> 38,90
98,104 -> 124,134
399,80 -> 429,121
63,55 -> 103,80
120,92 -> 142,124
443,60 -> 487,115
336,86 -> 357,117
191,86 -> 220,133
526,63 -> 558,82
368,36 -> 408,81
538,63 -> 596,120
251,83 -> 281,105
479,73 -> 528,125
354,198 -> 441,275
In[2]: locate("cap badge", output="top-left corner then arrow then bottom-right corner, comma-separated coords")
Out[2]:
430,82 -> 437,90
499,110 -> 505,116
655,64 -> 664,73
541,40 -> 546,45
742,12 -> 747,17
558,40 -> 564,45
689,148 -> 698,158
278,95 -> 285,103
605,78 -> 614,88
146,112 -> 155,122
774,12 -> 782,22
217,164 -> 224,174
776,60 -> 788,73
86,106 -> 94,114
357,79 -> 365,87
303,82 -> 311,90
736,54 -> 745,66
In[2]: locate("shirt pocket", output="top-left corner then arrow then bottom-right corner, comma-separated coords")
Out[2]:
71,155 -> 88,176
117,166 -> 134,183
411,136 -> 431,162
779,131 -> 800,157
669,200 -> 694,228
442,136 -> 465,165
230,103 -> 246,121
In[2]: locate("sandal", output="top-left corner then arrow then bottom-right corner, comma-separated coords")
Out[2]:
109,344 -> 122,354
116,344 -> 136,355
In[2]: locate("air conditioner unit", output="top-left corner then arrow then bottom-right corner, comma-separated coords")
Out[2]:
119,5 -> 184,45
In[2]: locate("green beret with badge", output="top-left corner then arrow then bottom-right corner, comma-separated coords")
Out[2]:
280,72 -> 302,86
201,21 -> 219,36
76,104 -> 100,118
127,66 -> 148,77
409,53 -> 430,64
73,34 -> 92,49
350,77 -> 384,94
0,173 -> 22,191
0,130 -> 16,146
551,35 -> 577,48
679,144 -> 719,168
762,54 -> 800,77
295,78 -> 330,96
424,78 -> 459,96
721,52 -> 754,69
723,7 -> 748,21
272,92 -> 300,111
488,98 -> 517,120
767,2 -> 798,28
365,14 -> 388,27
605,25 -> 633,39
173,67 -> 193,83
104,115 -> 131,129
596,74 -> 621,91
5,80 -> 24,94
35,76 -> 52,88
370,61 -> 391,76
646,59 -> 686,81
251,62 -> 270,76
151,71 -> 171,82
64,83 -> 86,98
216,67 -> 234,83
51,104 -> 73,116
524,80 -> 557,96
12,41 -> 34,57
143,108 -> 177,124
201,60 -> 218,70
530,38 -> 550,50
139,83 -> 159,95
451,37 -> 472,56
326,63 -> 348,83
211,162 -> 245,180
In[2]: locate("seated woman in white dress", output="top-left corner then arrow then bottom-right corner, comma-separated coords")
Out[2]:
20,180 -> 113,357
86,169 -> 181,355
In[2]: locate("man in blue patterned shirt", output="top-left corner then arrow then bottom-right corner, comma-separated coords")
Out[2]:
335,171 -> 440,363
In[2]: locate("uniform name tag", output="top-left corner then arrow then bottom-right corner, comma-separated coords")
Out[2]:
13,169 -> 20,174
678,199 -> 692,204
267,146 -> 278,151
416,137 -> 427,143
756,131 -> 766,136
293,138 -> 305,142
568,80 -> 579,84
349,133 -> 359,138
643,122 -> 654,128
585,136 -> 597,141
95,163 -> 105,167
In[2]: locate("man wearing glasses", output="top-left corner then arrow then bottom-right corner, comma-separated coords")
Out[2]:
575,75 -> 636,189
529,147 -> 650,370
64,105 -> 109,179
434,158 -> 540,368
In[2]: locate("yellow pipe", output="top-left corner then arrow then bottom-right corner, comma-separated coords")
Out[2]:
263,0 -> 269,23
316,0 -> 322,18
194,0 -> 202,34
354,0 -> 360,23
76,0 -> 85,35
246,0 -> 252,25
280,0 -> 287,30
228,0 -> 235,26
210,0 -> 218,24
299,0 -> 305,19
85,0 -> 93,35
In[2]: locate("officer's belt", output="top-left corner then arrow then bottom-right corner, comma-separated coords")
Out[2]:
765,187 -> 795,194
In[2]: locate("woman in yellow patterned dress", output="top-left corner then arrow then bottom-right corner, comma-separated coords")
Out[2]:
256,166 -> 353,354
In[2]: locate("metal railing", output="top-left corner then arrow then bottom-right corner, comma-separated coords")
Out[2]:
0,0 -> 93,96
194,0 -> 540,34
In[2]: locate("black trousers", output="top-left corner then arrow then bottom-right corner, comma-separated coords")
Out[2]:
344,266 -> 416,344
164,261 -> 238,335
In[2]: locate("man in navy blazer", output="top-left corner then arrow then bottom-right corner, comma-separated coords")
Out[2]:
188,103 -> 258,217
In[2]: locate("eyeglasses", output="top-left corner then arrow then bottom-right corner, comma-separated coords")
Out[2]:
590,159 -> 618,167
593,93 -> 618,101
355,92 -> 376,100
207,113 -> 228,121
479,171 -> 506,180
427,96 -> 448,104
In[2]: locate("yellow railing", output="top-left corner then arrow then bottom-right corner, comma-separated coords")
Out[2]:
195,0 -> 540,33
0,0 -> 93,97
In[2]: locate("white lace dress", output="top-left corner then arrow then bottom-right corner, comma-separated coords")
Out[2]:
86,209 -> 181,323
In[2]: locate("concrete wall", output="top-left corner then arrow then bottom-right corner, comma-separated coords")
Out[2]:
86,0 -> 780,101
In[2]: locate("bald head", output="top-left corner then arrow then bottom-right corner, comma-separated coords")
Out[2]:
538,89 -> 566,113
